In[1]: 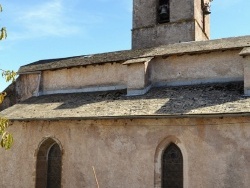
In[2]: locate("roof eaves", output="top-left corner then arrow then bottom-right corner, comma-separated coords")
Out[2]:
18,35 -> 250,74
8,112 -> 250,122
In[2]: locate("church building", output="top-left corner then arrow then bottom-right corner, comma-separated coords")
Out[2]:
1,0 -> 250,187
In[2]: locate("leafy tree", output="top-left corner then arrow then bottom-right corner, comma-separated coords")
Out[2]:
0,4 -> 7,40
0,2 -> 15,150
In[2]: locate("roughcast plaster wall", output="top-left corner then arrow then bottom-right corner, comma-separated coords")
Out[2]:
150,50 -> 244,86
41,63 -> 127,93
1,117 -> 249,188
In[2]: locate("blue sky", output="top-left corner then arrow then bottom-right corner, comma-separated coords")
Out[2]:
0,0 -> 250,90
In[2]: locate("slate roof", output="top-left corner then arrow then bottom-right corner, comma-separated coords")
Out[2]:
18,36 -> 250,73
1,82 -> 250,120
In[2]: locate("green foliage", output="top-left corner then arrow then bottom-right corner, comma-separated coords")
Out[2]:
1,70 -> 16,82
0,4 -> 7,40
0,118 -> 13,150
0,70 -> 15,150
0,27 -> 7,40
0,92 -> 6,104
0,2 -> 14,150
0,72 -> 15,150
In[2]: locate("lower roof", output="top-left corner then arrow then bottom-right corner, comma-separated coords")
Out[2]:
1,82 -> 250,121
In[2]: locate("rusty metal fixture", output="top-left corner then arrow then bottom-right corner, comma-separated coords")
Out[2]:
203,3 -> 211,15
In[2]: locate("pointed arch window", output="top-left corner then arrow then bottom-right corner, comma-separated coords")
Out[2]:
47,143 -> 62,188
36,138 -> 62,188
162,143 -> 183,188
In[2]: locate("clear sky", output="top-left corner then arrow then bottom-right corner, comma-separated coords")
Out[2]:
0,0 -> 250,91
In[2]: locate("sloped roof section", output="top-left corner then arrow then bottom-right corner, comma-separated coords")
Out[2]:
1,82 -> 250,120
18,36 -> 250,73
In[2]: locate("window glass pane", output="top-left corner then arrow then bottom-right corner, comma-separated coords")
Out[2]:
162,143 -> 183,188
47,144 -> 62,188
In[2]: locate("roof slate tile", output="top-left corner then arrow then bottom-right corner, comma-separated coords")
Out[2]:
1,82 -> 250,120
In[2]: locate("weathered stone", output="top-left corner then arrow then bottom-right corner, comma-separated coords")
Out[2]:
1,82 -> 250,120
132,0 -> 210,49
0,117 -> 249,187
240,47 -> 250,95
1,1 -> 250,188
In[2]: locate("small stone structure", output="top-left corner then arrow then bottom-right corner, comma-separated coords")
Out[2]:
0,0 -> 250,188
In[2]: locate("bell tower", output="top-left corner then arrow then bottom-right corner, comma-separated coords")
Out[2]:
132,0 -> 211,49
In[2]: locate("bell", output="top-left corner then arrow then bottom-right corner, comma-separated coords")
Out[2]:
203,4 -> 211,15
159,5 -> 169,20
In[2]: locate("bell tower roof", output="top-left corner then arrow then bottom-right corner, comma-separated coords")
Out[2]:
132,0 -> 211,49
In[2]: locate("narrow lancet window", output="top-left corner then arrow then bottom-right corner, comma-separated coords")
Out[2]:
36,138 -> 62,188
158,0 -> 170,23
162,143 -> 183,188
47,143 -> 62,188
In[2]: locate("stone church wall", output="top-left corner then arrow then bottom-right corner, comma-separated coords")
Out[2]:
150,49 -> 244,86
40,62 -> 127,95
132,0 -> 209,49
0,116 -> 249,188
